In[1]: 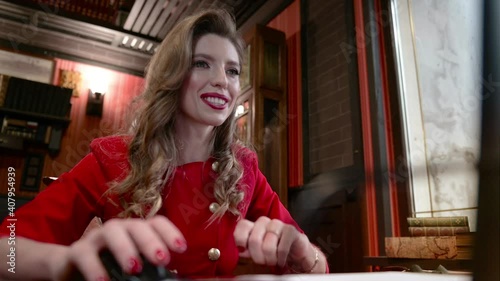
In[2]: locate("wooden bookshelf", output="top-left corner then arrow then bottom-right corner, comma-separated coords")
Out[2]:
0,108 -> 70,152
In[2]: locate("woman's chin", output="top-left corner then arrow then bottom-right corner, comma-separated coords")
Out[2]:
204,116 -> 229,127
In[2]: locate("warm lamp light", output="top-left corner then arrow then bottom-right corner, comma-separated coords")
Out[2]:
235,105 -> 245,117
86,89 -> 104,117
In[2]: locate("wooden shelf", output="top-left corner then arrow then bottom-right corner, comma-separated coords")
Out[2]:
0,134 -> 23,150
0,107 -> 70,152
0,107 -> 70,125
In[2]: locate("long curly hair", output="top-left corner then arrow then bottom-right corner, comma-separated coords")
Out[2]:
109,9 -> 246,221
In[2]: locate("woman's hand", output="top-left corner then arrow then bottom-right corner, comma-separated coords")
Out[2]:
52,216 -> 187,281
233,216 -> 321,272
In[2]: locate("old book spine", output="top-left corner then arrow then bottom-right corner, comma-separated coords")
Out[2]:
456,247 -> 474,260
407,216 -> 469,227
385,236 -> 458,259
0,74 -> 10,107
456,232 -> 475,246
409,226 -> 470,236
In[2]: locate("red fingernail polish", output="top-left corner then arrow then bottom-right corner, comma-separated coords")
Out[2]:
174,238 -> 187,251
237,246 -> 246,252
156,249 -> 167,261
128,257 -> 143,274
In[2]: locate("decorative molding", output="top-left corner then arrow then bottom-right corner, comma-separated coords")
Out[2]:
0,0 -> 157,74
0,49 -> 54,83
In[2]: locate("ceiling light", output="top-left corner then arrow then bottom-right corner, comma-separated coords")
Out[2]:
121,36 -> 129,45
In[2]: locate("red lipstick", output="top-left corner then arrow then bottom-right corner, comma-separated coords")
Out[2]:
200,93 -> 229,110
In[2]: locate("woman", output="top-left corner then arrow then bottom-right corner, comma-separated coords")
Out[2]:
0,9 -> 328,280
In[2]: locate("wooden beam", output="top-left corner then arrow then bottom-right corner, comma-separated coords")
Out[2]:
157,0 -> 192,39
132,0 -> 157,33
123,0 -> 145,30
140,0 -> 168,34
149,0 -> 179,38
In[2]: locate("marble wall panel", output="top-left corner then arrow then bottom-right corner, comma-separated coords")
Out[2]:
393,0 -> 484,229
407,0 -> 482,225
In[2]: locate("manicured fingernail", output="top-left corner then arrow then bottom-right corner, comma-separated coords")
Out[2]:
174,238 -> 187,251
156,249 -> 168,262
237,246 -> 246,252
96,277 -> 109,281
128,257 -> 143,274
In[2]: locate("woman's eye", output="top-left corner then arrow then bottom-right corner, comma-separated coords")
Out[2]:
227,68 -> 240,76
193,60 -> 209,68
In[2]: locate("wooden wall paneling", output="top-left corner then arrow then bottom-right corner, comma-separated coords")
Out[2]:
0,151 -> 38,198
0,58 -> 144,196
361,0 -> 396,250
353,0 -> 380,258
235,24 -> 288,276
474,1 -> 500,278
375,0 -> 411,237
267,0 -> 303,187
291,0 -> 366,273
247,25 -> 288,206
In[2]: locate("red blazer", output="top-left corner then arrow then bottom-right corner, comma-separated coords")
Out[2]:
0,136 -> 301,278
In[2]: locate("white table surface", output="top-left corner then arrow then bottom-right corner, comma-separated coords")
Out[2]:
231,272 -> 473,281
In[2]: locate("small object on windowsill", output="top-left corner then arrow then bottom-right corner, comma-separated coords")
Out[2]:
409,265 -> 472,275
410,264 -> 448,274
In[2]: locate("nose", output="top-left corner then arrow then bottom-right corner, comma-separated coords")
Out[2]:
211,67 -> 228,89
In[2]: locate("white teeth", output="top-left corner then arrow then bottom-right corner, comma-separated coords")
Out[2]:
204,97 -> 226,106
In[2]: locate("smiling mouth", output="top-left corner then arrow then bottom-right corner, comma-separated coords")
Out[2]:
200,93 -> 229,110
203,96 -> 226,106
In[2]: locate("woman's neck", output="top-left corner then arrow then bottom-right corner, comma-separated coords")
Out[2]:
174,118 -> 214,165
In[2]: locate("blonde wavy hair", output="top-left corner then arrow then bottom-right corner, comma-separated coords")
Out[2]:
109,9 -> 246,222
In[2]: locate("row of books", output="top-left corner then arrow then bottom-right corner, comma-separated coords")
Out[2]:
386,216 -> 475,260
407,216 -> 469,227
407,216 -> 470,237
0,75 -> 8,107
1,76 -> 72,118
455,232 -> 474,260
385,232 -> 474,260
1,117 -> 53,144
410,216 -> 473,260
22,0 -> 120,24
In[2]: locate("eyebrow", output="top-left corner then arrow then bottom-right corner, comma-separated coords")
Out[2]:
193,53 -> 240,69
